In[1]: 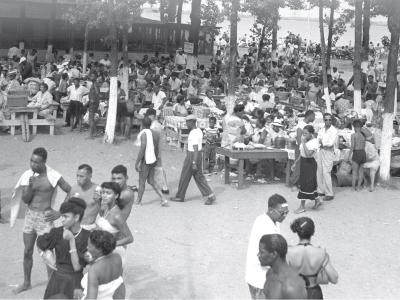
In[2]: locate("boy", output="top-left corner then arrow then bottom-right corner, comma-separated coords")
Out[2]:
203,116 -> 221,174
350,119 -> 367,191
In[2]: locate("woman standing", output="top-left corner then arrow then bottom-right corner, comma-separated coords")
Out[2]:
96,182 -> 133,265
294,125 -> 321,214
81,230 -> 125,299
37,198 -> 90,299
287,217 -> 338,299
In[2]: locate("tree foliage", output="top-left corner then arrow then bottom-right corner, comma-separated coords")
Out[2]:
200,0 -> 224,36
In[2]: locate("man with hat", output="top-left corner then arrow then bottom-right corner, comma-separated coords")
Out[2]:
175,48 -> 187,69
171,114 -> 216,205
6,69 -> 20,93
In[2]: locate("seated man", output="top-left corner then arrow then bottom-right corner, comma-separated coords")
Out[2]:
27,83 -> 55,119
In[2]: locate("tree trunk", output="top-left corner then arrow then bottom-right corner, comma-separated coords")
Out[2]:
177,0 -> 184,24
257,25 -> 266,62
326,1 -> 335,71
271,14 -> 278,66
104,0 -> 118,144
189,0 -> 202,56
362,0 -> 371,61
159,0 -> 168,23
319,0 -> 331,113
379,0 -> 400,181
353,0 -> 363,114
122,25 -> 129,96
167,0 -> 178,23
46,0 -> 56,63
82,23 -> 89,75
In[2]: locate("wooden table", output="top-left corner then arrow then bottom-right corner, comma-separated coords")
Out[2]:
8,107 -> 39,142
216,147 -> 291,189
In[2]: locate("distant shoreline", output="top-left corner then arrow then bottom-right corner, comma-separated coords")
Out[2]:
278,16 -> 386,26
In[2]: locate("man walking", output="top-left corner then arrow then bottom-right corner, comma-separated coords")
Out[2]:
245,194 -> 289,299
171,115 -> 216,205
135,117 -> 168,206
66,164 -> 101,231
13,147 -> 71,294
316,113 -> 338,201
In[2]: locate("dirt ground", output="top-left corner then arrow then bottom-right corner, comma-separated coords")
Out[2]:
1,126 -> 400,299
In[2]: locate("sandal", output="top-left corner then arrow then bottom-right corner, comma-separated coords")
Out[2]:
294,207 -> 306,214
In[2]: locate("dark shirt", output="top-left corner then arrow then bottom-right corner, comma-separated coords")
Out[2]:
37,226 -> 90,273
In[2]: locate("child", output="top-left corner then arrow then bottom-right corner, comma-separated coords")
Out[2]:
203,116 -> 221,173
350,119 -> 367,190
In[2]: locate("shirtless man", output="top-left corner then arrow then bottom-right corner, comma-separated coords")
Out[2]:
111,165 -> 134,221
66,164 -> 101,230
14,147 -> 71,294
258,234 -> 307,299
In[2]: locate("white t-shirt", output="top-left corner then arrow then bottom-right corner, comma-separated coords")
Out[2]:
300,138 -> 319,157
188,128 -> 203,151
245,213 -> 280,289
175,53 -> 187,65
152,91 -> 166,110
68,85 -> 89,103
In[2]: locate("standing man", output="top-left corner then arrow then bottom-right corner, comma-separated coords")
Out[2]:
171,115 -> 216,205
111,165 -> 135,221
259,234 -> 307,299
88,72 -> 100,138
135,117 -> 168,206
65,77 -> 89,130
245,194 -> 289,299
66,164 -> 101,231
175,48 -> 187,69
316,113 -> 338,201
13,147 -> 71,294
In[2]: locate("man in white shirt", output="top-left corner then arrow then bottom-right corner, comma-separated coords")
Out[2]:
99,53 -> 111,68
316,113 -> 338,201
175,48 -> 187,68
65,78 -> 89,129
151,84 -> 167,113
171,115 -> 216,205
245,194 -> 289,299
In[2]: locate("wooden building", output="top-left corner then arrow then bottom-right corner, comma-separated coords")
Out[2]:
0,0 -> 214,55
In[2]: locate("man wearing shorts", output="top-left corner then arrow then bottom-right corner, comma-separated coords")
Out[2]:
14,147 -> 71,294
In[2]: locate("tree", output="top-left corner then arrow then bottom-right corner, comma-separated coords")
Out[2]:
379,0 -> 400,181
63,1 -> 102,74
353,0 -> 363,114
362,0 -> 371,61
189,0 -> 202,56
319,0 -> 331,113
226,0 -> 240,114
200,0 -> 224,41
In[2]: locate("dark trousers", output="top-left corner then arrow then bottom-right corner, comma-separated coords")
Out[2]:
203,143 -> 217,172
67,100 -> 84,127
176,151 -> 214,200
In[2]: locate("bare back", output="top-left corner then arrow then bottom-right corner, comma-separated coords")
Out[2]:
351,132 -> 366,150
287,245 -> 326,275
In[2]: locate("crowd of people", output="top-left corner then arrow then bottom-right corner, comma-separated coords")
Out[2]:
1,33 -> 397,299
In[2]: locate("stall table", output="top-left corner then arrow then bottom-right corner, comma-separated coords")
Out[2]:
216,147 -> 291,189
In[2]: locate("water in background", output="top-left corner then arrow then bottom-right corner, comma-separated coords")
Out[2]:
142,8 -> 389,47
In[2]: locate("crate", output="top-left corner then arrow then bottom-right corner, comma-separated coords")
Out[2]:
7,89 -> 29,108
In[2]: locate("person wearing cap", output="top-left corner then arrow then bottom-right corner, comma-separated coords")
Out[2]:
171,114 -> 216,205
19,56 -> 32,81
175,48 -> 187,69
5,69 -> 21,93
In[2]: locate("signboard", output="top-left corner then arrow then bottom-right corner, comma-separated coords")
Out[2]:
184,42 -> 194,54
